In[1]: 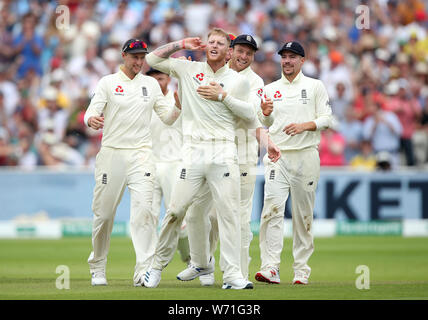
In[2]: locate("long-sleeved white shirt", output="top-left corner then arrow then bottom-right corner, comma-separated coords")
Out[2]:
150,90 -> 183,162
234,64 -> 264,165
84,67 -> 180,149
258,71 -> 332,151
145,53 -> 253,145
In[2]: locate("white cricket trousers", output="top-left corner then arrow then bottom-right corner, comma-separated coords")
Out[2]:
87,146 -> 156,279
151,143 -> 243,282
186,163 -> 257,279
151,160 -> 189,261
259,148 -> 320,277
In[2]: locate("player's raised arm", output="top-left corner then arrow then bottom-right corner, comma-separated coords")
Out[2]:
146,38 -> 205,77
152,37 -> 206,59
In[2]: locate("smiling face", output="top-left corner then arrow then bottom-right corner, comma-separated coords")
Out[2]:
230,44 -> 256,72
122,52 -> 146,77
205,33 -> 229,64
280,51 -> 305,78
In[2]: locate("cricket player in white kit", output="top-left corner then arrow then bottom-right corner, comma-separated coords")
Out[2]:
147,68 -> 190,265
84,39 -> 181,286
144,29 -> 255,290
255,41 -> 332,285
181,34 -> 281,286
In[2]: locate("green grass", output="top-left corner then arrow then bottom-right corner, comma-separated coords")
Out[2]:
0,236 -> 427,300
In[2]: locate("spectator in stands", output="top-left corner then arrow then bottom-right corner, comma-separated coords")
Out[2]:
184,0 -> 213,37
37,86 -> 69,143
0,7 -> 15,66
15,121 -> 37,169
13,13 -> 44,79
102,0 -> 140,46
319,119 -> 346,166
339,107 -> 364,164
331,82 -> 351,123
0,126 -> 11,165
387,78 -> 421,166
350,139 -> 377,171
0,91 -> 7,131
0,64 -> 19,119
320,50 -> 353,102
413,95 -> 428,165
362,101 -> 403,167
353,78 -> 386,121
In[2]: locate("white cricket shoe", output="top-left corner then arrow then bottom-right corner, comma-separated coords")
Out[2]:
222,278 -> 254,290
91,271 -> 107,286
293,271 -> 309,285
199,273 -> 215,286
133,271 -> 145,287
177,263 -> 215,281
177,257 -> 215,281
254,268 -> 280,284
143,269 -> 162,288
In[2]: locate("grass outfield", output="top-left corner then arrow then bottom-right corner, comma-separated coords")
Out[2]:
0,236 -> 427,300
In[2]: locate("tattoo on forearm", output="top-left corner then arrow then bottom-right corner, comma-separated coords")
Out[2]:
154,41 -> 182,58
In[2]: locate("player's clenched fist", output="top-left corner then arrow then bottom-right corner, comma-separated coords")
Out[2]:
88,116 -> 104,130
261,97 -> 273,116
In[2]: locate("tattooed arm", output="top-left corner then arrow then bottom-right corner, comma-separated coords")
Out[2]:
146,38 -> 205,76
152,38 -> 206,58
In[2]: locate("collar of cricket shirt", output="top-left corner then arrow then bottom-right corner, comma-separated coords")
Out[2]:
118,65 -> 142,81
281,70 -> 303,85
205,61 -> 229,77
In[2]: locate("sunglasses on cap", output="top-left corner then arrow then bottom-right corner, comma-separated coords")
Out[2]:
122,40 -> 148,52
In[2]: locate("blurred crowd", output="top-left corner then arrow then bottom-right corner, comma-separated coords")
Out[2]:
0,0 -> 427,170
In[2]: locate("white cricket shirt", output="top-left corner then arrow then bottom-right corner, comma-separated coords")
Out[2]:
84,67 -> 180,149
145,53 -> 252,145
233,64 -> 264,165
258,71 -> 332,151
150,90 -> 183,162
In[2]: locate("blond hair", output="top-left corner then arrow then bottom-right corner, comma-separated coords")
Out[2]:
207,28 -> 231,46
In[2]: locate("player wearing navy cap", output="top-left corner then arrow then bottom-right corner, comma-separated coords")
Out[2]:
255,41 -> 333,285
85,38 -> 181,287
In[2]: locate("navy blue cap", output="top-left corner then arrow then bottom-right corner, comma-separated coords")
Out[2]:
278,41 -> 305,57
231,34 -> 258,51
122,38 -> 148,54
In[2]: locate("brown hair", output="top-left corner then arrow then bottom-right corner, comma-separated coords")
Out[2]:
207,28 -> 231,46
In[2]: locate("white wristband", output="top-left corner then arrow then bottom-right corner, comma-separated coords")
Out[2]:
218,93 -> 223,101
